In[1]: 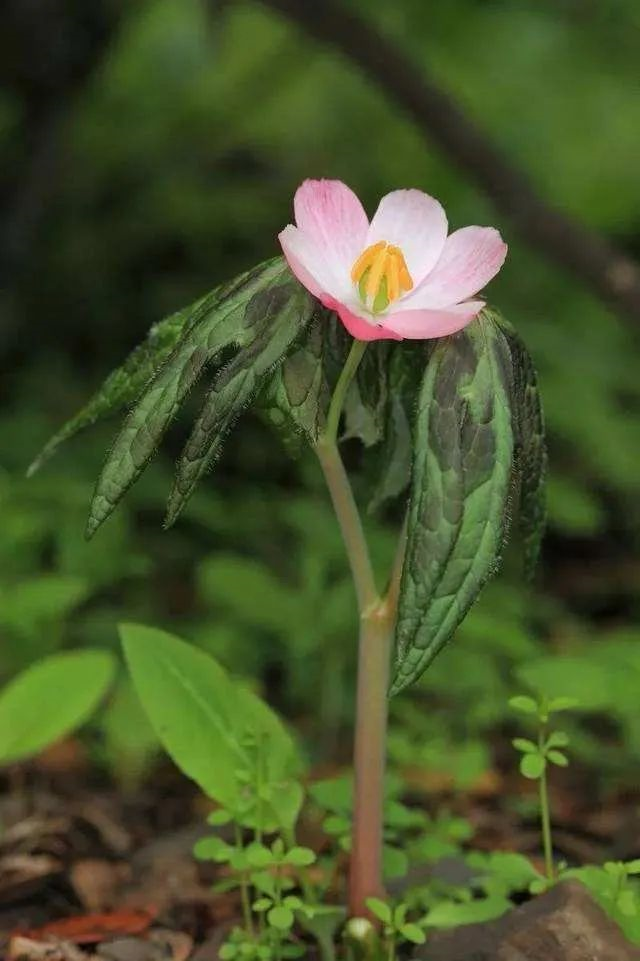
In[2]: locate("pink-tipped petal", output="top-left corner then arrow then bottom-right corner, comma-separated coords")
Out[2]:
384,300 -> 484,340
366,189 -> 448,284
400,226 -> 507,310
323,296 -> 402,342
293,179 -> 369,284
279,224 -> 334,299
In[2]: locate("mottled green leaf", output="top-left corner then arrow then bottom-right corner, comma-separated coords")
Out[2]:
366,343 -> 427,513
495,312 -> 547,577
344,338 -> 391,447
265,315 -> 331,445
265,313 -> 400,455
85,258 -> 309,538
27,304 -> 193,477
263,310 -> 346,447
392,313 -> 515,694
165,276 -> 314,526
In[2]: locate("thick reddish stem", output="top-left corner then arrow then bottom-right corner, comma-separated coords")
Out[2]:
349,600 -> 393,917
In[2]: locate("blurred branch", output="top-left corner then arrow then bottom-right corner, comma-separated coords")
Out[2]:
258,0 -> 640,324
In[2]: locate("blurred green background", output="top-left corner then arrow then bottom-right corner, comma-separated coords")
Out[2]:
2,0 -> 640,791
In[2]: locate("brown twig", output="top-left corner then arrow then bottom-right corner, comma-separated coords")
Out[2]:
258,0 -> 640,324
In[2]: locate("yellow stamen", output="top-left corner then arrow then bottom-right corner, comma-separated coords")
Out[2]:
350,241 -> 413,312
350,241 -> 386,282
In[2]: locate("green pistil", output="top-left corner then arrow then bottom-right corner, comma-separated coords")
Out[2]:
358,270 -> 390,314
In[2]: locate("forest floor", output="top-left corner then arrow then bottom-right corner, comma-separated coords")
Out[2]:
2,743 -> 639,960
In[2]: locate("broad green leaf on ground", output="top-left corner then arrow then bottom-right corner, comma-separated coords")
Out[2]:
121,623 -> 246,808
120,623 -> 302,826
0,650 -> 115,765
495,312 -> 547,577
27,304 -> 195,477
84,258 -> 312,538
425,895 -> 511,929
102,675 -> 159,791
392,313 -> 515,695
165,276 -> 314,525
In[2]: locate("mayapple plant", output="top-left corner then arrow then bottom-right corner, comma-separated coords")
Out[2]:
31,179 -> 546,921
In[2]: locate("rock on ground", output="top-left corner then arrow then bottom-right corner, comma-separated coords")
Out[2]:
415,880 -> 640,961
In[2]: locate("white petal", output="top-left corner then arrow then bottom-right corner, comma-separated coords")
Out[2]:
399,226 -> 507,310
366,189 -> 447,285
279,225 -> 345,301
293,179 -> 369,287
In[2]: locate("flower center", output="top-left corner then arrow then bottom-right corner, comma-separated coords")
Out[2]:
350,241 -> 413,313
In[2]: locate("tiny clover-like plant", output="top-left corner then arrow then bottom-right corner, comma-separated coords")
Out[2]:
366,897 -> 426,957
510,693 -> 577,884
563,860 -> 640,945
196,832 -> 320,960
0,650 -> 115,767
32,178 -> 546,919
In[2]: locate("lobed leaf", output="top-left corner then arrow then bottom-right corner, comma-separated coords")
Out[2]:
263,309 -> 346,446
392,313 -> 515,695
365,342 -> 426,513
265,313 -> 331,445
343,337 -> 391,447
165,276 -> 314,526
85,258 -> 312,538
495,312 -> 547,577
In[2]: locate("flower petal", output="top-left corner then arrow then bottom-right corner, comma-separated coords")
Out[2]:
400,226 -> 507,310
279,224 -> 334,299
384,300 -> 484,340
366,189 -> 447,284
323,296 -> 402,342
293,179 -> 369,285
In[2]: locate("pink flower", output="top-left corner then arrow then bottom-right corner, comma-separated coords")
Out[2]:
279,179 -> 507,341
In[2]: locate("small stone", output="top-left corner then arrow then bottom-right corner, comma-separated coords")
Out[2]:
96,938 -> 152,961
415,880 -> 640,961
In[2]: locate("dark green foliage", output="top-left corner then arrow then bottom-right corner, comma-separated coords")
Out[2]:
496,313 -> 547,578
266,316 -> 424,513
86,259 -> 313,538
31,273 -> 546,700
31,259 -> 315,538
165,280 -> 314,525
392,313 -> 518,694
265,315 -> 333,445
364,343 -> 427,513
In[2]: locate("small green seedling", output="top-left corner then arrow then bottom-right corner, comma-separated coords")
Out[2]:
564,860 -> 640,945
510,693 -> 578,883
366,897 -> 426,959
196,832 -> 317,959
